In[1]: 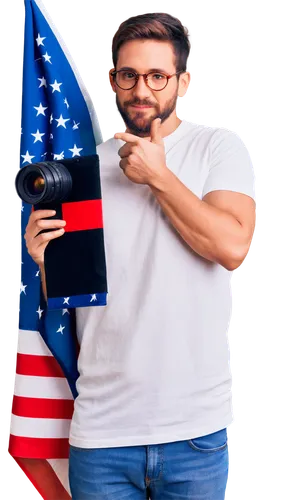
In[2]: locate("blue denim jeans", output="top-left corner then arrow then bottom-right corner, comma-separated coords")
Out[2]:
69,427 -> 229,499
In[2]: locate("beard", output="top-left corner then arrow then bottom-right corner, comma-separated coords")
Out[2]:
115,88 -> 179,138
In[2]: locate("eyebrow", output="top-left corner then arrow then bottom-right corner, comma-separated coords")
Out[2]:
118,66 -> 170,74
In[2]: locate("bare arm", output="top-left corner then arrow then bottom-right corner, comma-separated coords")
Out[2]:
149,168 -> 256,271
114,121 -> 255,271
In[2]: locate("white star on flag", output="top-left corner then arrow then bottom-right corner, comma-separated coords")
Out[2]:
55,114 -> 70,128
36,305 -> 44,319
90,294 -> 97,302
64,98 -> 69,108
20,282 -> 27,295
50,79 -> 63,93
31,129 -> 45,143
50,113 -> 53,124
57,325 -> 65,335
62,309 -> 70,315
72,120 -> 80,130
38,76 -> 47,88
35,270 -> 40,277
36,33 -> 46,46
53,151 -> 65,160
63,297 -> 70,305
21,151 -> 35,164
42,52 -> 52,64
34,103 -> 48,116
69,144 -> 83,157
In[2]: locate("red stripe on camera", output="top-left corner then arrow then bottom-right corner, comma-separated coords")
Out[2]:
62,199 -> 103,232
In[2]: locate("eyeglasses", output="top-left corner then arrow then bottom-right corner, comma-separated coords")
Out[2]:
110,69 -> 185,91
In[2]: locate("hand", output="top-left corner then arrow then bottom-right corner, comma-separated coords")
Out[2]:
24,209 -> 66,266
114,117 -> 168,186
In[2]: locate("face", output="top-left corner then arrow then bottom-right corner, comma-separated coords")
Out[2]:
110,40 -> 187,138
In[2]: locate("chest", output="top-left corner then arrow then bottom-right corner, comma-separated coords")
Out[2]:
98,143 -> 209,271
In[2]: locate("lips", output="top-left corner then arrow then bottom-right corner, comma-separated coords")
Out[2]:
131,105 -> 153,108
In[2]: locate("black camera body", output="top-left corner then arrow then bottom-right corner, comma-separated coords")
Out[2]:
15,155 -> 108,308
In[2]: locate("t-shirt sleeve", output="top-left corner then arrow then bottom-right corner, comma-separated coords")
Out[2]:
202,128 -> 256,201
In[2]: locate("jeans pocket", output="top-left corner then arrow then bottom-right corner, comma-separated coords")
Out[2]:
188,427 -> 228,453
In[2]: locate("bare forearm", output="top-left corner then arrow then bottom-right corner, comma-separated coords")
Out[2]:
149,168 -> 245,270
39,263 -> 47,302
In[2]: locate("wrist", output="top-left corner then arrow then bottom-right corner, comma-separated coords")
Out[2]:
148,165 -> 172,192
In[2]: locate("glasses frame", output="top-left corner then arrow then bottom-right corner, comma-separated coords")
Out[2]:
110,69 -> 185,91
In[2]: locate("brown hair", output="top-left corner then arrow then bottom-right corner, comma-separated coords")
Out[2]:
112,12 -> 191,79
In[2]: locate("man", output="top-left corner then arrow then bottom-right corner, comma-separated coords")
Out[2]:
25,12 -> 256,500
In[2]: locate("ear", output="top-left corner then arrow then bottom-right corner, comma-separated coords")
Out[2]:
177,71 -> 191,98
109,69 -> 117,93
105,66 -> 115,94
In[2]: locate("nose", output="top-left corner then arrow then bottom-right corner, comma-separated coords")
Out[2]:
131,75 -> 152,100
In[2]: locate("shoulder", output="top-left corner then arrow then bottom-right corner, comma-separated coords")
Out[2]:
179,122 -> 241,164
96,137 -> 125,154
206,125 -> 249,152
182,120 -> 241,148
95,137 -> 122,166
190,123 -> 251,163
96,137 -> 116,155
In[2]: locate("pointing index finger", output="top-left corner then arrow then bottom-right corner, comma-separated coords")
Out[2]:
114,132 -> 140,143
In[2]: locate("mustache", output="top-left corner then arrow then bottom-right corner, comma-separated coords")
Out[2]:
127,101 -> 155,107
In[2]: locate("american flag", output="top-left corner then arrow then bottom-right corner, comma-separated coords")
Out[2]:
8,0 -> 104,497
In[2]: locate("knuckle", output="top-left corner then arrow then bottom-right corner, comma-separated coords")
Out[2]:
33,210 -> 44,221
27,247 -> 32,256
39,232 -> 48,242
37,233 -> 47,243
25,235 -> 29,244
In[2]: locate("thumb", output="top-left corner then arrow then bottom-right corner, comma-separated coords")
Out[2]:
150,118 -> 164,145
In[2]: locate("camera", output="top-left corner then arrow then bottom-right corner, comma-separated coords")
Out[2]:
15,155 -> 108,309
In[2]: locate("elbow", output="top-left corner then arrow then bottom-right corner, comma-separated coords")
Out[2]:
223,258 -> 243,272
225,223 -> 256,270
218,254 -> 240,271
222,245 -> 249,271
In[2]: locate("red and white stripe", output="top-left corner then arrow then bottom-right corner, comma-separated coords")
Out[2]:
8,328 -> 74,496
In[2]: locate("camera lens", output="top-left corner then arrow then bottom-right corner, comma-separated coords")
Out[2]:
15,161 -> 72,204
25,172 -> 45,195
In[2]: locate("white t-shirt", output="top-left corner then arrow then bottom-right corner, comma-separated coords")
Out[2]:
69,119 -> 256,448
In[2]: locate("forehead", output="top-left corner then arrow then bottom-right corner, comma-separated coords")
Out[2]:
117,40 -> 176,73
